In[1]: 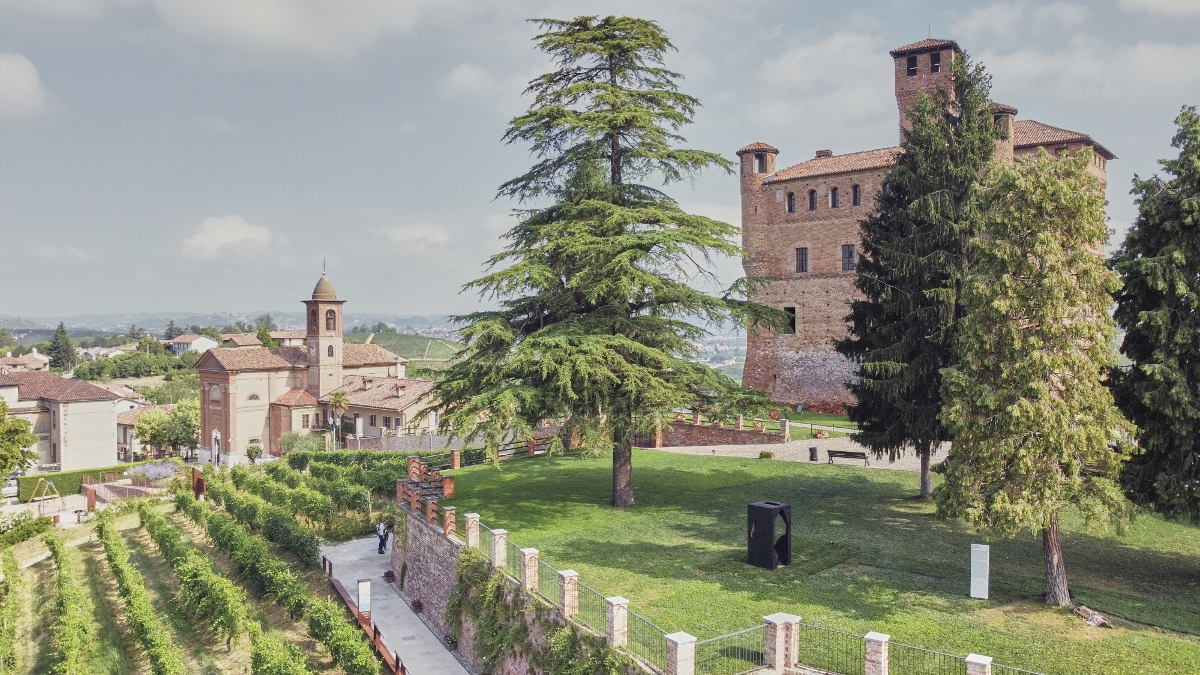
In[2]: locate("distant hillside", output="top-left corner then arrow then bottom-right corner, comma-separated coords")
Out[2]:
344,331 -> 463,373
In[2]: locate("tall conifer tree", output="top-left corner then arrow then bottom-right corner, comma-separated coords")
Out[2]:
433,16 -> 776,506
1110,105 -> 1200,522
47,322 -> 76,370
836,54 -> 1002,497
937,149 -> 1134,607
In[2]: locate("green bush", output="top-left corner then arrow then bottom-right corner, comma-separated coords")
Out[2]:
306,598 -> 381,675
44,532 -> 92,675
249,625 -> 312,675
19,458 -> 182,502
0,550 -> 20,669
0,515 -> 53,547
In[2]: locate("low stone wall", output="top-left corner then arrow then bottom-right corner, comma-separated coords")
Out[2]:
659,424 -> 786,447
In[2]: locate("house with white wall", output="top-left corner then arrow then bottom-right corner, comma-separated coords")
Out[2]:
169,334 -> 218,356
0,370 -> 119,471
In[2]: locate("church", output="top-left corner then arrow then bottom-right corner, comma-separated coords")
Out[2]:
737,38 -> 1115,412
196,274 -> 436,461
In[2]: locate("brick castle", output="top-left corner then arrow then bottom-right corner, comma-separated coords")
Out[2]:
738,38 -> 1115,412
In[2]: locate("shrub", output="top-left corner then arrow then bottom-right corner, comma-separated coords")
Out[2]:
758,450 -> 775,459
246,446 -> 263,464
44,532 -> 92,674
0,550 -> 20,669
249,625 -> 312,675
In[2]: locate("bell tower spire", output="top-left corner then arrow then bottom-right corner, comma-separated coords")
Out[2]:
303,272 -> 345,397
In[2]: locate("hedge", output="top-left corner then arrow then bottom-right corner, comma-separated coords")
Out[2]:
18,458 -> 183,502
0,514 -> 53,548
44,533 -> 92,675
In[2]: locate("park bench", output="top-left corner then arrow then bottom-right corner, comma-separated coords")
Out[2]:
827,450 -> 869,466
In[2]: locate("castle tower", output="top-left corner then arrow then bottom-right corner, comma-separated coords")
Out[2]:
889,39 -> 961,138
303,274 -> 345,398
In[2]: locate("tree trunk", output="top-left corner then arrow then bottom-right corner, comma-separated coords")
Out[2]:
1043,513 -> 1072,607
919,444 -> 932,499
612,443 -> 634,507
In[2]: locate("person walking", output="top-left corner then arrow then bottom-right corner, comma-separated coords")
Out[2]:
376,521 -> 389,554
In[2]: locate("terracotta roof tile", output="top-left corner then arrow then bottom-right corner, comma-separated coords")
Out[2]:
269,330 -> 307,340
1013,119 -> 1116,159
321,376 -> 435,413
736,142 -> 779,156
344,343 -> 407,367
117,404 -> 173,426
766,146 -> 902,183
197,344 -> 401,372
170,334 -> 206,344
0,371 -> 121,403
222,333 -> 262,347
889,39 -> 960,57
272,388 -> 318,407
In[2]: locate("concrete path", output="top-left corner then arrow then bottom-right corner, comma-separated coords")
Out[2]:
320,537 -> 469,675
658,437 -> 951,473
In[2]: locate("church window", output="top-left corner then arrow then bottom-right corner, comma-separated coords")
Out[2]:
784,307 -> 796,334
327,345 -> 334,357
830,187 -> 840,208
906,56 -> 918,76
842,244 -> 857,271
248,394 -> 259,401
755,153 -> 766,173
309,309 -> 317,330
209,386 -> 223,402
852,185 -> 862,206
325,309 -> 336,331
786,192 -> 796,213
808,190 -> 817,211
795,247 -> 808,273
930,51 -> 941,73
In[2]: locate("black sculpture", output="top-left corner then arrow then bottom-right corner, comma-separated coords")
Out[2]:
747,501 -> 792,570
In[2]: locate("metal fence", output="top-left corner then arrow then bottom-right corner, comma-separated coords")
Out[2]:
889,642 -> 967,675
627,610 -> 668,672
537,558 -> 561,605
695,625 -> 767,675
576,582 -> 608,636
507,538 -> 524,578
796,623 -> 865,675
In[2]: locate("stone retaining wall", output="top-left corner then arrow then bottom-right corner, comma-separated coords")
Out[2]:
659,424 -> 786,447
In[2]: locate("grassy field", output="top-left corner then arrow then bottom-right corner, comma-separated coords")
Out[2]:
345,331 -> 462,373
442,450 -> 1200,675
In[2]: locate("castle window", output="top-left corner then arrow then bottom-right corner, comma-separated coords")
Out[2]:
325,309 -> 336,331
786,192 -> 796,213
808,190 -> 817,211
929,52 -> 941,73
796,247 -> 809,273
248,394 -> 259,401
327,345 -> 334,357
755,153 -> 766,173
852,185 -> 862,206
906,55 -> 918,76
784,307 -> 796,334
842,244 -> 857,271
830,187 -> 840,208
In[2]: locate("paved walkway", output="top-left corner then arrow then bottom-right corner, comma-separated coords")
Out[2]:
658,437 -> 951,473
320,537 -> 469,675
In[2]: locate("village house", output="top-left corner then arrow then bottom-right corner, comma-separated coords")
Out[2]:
117,404 -> 173,462
0,370 -> 119,471
0,349 -> 50,374
737,38 -> 1115,412
168,334 -> 218,356
195,275 -> 436,462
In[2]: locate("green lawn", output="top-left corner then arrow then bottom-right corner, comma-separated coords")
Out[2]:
442,450 -> 1200,675
787,411 -> 859,430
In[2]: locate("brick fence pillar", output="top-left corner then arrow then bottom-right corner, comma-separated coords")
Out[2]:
425,498 -> 437,525
763,613 -> 801,670
491,529 -> 508,568
781,419 -> 791,439
408,484 -> 420,513
692,409 -> 702,425
442,506 -> 456,538
736,415 -> 744,430
464,513 -> 480,548
521,548 -> 539,592
442,475 -> 455,498
526,438 -> 536,457
560,570 -> 578,617
865,632 -> 890,675
665,631 -> 696,675
606,596 -> 629,648
407,455 -> 420,480
451,449 -> 461,470
965,654 -> 992,675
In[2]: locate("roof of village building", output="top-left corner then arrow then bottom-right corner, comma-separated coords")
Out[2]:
196,343 -> 405,372
1013,119 -> 1116,159
889,38 -> 961,57
312,274 -> 338,301
170,334 -> 210,344
321,376 -> 435,413
269,330 -> 308,340
221,333 -> 262,347
0,371 -> 121,403
736,142 -> 779,156
272,388 -> 318,407
766,146 -> 902,183
117,404 -> 173,426
96,382 -> 148,402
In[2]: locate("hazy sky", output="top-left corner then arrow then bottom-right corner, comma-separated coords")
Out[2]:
2,0 -> 1198,317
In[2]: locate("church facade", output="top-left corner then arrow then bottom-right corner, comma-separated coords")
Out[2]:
738,38 -> 1115,412
196,275 -> 436,461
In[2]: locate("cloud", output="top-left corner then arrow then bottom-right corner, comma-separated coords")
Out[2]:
0,0 -> 134,20
197,115 -> 236,133
748,32 -> 894,136
483,213 -> 519,233
440,63 -> 498,99
0,53 -> 54,122
381,224 -> 450,252
953,2 -> 1089,38
1118,0 -> 1200,16
182,215 -> 274,259
31,245 -> 88,260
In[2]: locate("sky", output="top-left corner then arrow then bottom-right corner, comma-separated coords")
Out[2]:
1,0 -> 1198,318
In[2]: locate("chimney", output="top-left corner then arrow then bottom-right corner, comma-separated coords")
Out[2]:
815,149 -> 833,158
363,378 -> 373,390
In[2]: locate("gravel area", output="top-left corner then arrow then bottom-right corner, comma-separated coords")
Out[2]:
656,437 -> 951,473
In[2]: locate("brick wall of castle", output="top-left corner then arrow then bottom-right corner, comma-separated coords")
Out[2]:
391,509 -> 462,637
660,423 -> 786,446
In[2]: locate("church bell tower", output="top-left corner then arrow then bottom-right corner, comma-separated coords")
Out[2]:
303,273 -> 345,398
